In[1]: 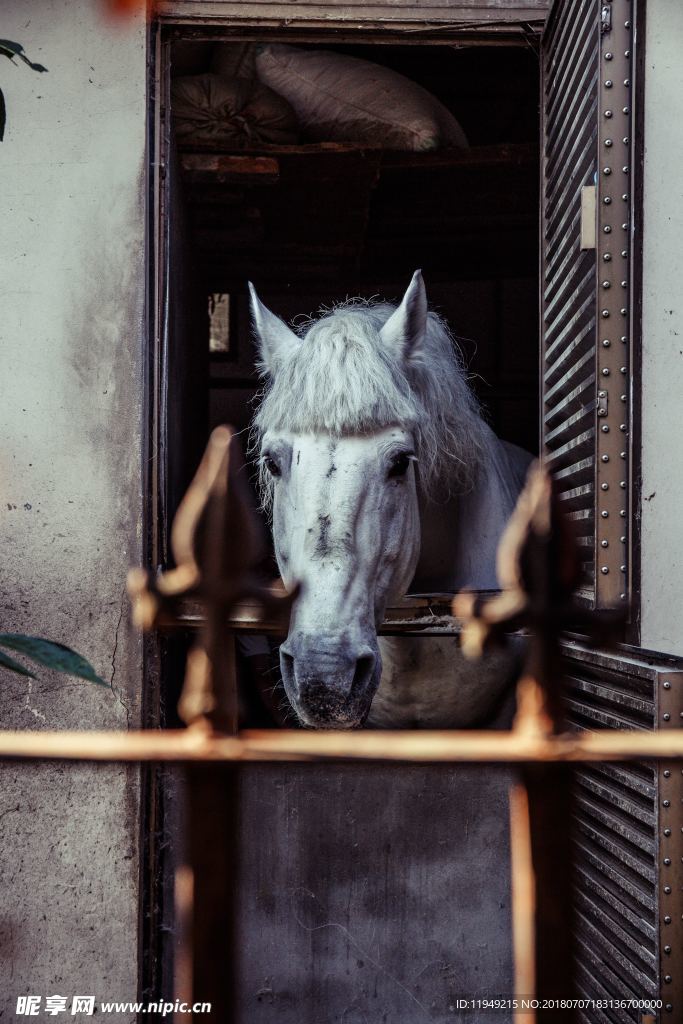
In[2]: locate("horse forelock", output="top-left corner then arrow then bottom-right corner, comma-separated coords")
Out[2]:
252,297 -> 491,508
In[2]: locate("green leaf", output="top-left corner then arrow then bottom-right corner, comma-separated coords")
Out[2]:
0,635 -> 106,685
0,648 -> 36,678
0,40 -> 47,72
0,39 -> 23,57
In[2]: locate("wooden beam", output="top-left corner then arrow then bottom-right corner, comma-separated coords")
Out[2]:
181,153 -> 280,185
156,1 -> 549,30
154,593 -> 471,636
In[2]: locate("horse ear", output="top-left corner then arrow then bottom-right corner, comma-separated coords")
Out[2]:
248,282 -> 300,376
379,269 -> 428,362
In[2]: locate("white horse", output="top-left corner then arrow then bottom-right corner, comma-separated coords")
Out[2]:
249,271 -> 532,729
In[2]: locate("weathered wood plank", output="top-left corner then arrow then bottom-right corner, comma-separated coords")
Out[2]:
158,0 -> 549,24
181,153 -> 280,184
148,593 -> 476,636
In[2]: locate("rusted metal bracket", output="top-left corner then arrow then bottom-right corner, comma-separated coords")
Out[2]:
128,425 -> 295,733
455,463 -> 627,1022
128,427 -> 296,1022
2,437 -> 675,1021
454,463 -> 625,735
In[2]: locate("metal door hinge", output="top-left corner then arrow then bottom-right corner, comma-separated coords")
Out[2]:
601,4 -> 612,34
597,391 -> 608,417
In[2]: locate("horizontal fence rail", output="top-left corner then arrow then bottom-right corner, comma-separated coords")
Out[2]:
2,726 -> 683,764
5,434 -> 679,1022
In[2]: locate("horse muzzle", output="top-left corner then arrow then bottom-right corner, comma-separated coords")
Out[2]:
279,631 -> 381,729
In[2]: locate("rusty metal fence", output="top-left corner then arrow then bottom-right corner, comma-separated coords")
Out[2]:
1,427 -> 681,1023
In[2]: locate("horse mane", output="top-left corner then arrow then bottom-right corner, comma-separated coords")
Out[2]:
251,296 -> 492,508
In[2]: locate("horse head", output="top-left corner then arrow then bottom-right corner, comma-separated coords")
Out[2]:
249,271 -> 486,728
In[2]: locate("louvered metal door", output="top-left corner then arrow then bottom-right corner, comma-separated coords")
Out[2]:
541,0 -> 633,609
563,641 -> 683,1021
543,1 -> 683,1016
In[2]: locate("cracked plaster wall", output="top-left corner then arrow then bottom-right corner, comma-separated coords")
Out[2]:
0,2 -> 147,1018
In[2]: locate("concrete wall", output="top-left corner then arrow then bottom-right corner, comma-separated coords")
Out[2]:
0,2 -> 147,1018
640,0 -> 683,655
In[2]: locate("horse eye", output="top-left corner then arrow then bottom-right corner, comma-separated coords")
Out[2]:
388,452 -> 413,479
263,455 -> 281,478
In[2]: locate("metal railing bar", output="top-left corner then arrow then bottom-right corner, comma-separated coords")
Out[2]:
1,726 -> 683,765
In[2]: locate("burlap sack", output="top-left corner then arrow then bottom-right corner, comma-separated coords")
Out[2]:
255,44 -> 468,151
172,73 -> 299,147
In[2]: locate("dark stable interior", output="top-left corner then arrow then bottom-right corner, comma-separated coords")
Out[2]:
159,49 -> 536,1011
165,38 -> 540,725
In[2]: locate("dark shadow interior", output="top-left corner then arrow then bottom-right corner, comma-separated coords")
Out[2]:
168,39 -> 539,464
164,36 -> 540,726
157,38 -> 538,1017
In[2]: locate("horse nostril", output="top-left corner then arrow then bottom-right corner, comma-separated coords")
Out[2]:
353,654 -> 375,693
280,650 -> 296,693
279,639 -> 379,718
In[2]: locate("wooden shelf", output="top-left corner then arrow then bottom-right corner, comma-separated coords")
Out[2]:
153,591 -> 512,637
179,140 -> 537,164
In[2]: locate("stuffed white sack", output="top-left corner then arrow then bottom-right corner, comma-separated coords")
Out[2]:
255,44 -> 468,151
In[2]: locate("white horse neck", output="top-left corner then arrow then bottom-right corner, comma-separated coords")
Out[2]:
412,424 -> 532,594
370,427 -> 532,729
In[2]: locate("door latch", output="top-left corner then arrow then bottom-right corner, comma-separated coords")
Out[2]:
601,4 -> 612,34
580,186 -> 597,250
